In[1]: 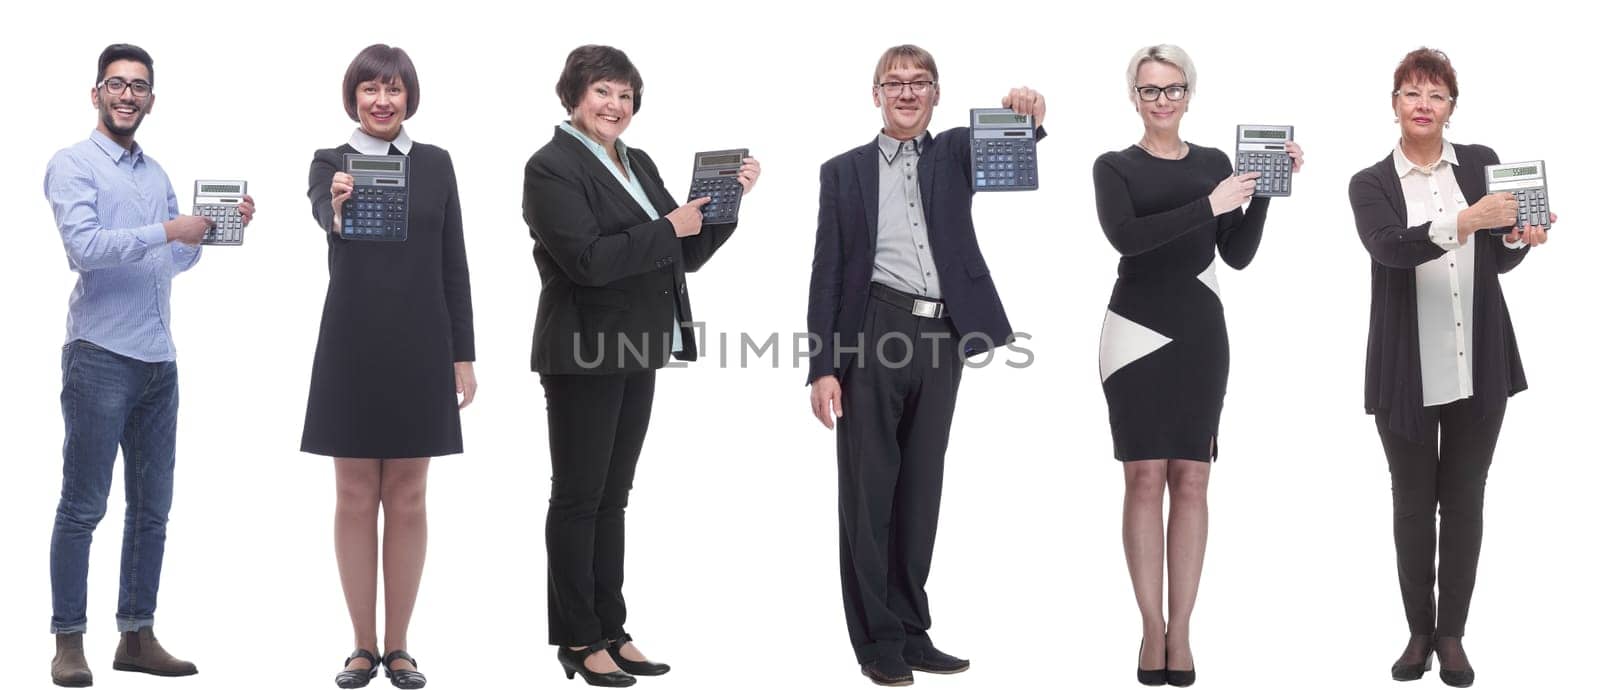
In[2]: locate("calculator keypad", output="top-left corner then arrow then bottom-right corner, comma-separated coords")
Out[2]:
342,187 -> 408,241
1238,152 -> 1292,196
973,140 -> 1037,190
1513,187 -> 1550,228
689,176 -> 742,225
198,203 -> 245,245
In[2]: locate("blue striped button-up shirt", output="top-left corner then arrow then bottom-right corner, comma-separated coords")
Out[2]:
44,129 -> 198,362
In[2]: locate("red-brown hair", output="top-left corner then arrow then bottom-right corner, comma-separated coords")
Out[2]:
1392,47 -> 1458,105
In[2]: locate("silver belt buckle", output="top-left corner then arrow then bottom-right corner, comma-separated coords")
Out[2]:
911,298 -> 944,319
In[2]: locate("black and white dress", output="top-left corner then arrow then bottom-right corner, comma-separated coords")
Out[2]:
1092,144 -> 1270,462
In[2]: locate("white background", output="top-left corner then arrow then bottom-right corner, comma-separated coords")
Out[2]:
1,1 -> 1593,689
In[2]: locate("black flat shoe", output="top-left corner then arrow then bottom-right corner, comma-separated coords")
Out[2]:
1136,639 -> 1166,686
905,646 -> 968,674
1166,667 -> 1196,687
381,650 -> 426,689
335,649 -> 380,689
1390,635 -> 1434,681
558,641 -> 636,687
606,633 -> 669,676
860,657 -> 913,687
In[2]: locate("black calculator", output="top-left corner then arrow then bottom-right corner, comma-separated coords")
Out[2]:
687,148 -> 747,225
1484,161 -> 1550,235
194,179 -> 247,245
342,154 -> 409,241
969,108 -> 1038,191
1235,125 -> 1294,197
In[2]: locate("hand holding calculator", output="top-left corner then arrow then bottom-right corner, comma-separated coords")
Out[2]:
1235,125 -> 1295,197
1483,161 -> 1551,235
342,154 -> 409,241
969,108 -> 1038,191
194,180 -> 249,245
686,149 -> 749,225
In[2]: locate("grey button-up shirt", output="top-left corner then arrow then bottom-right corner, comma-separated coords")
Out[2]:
872,132 -> 941,298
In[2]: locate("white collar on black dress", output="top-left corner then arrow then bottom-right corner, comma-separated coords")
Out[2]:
350,127 -> 413,155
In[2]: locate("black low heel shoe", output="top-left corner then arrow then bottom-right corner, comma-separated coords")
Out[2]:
558,641 -> 637,687
1390,637 -> 1434,681
607,633 -> 669,676
335,649 -> 380,689
1166,667 -> 1196,687
1439,666 -> 1474,688
381,650 -> 426,689
1137,640 -> 1165,686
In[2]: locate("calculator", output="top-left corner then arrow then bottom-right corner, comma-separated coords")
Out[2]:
969,108 -> 1037,191
194,180 -> 247,245
1484,161 -> 1551,235
687,148 -> 748,225
342,154 -> 409,241
1235,125 -> 1295,197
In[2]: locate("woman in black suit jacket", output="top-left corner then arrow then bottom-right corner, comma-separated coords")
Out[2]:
1348,47 -> 1551,688
523,44 -> 759,687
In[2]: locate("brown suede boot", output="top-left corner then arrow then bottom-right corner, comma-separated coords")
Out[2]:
112,627 -> 197,677
52,633 -> 93,687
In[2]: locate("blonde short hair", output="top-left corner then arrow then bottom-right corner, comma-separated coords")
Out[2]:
1125,44 -> 1196,97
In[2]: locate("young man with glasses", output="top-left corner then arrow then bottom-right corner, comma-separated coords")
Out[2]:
42,43 -> 254,688
805,44 -> 1044,686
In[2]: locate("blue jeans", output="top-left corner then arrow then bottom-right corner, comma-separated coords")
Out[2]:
50,340 -> 179,634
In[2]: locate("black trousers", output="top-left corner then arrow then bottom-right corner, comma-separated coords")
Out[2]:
1374,395 -> 1506,638
541,370 -> 656,646
837,293 -> 964,664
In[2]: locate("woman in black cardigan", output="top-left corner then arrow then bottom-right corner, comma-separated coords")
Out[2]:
1348,47 -> 1551,688
522,45 -> 759,687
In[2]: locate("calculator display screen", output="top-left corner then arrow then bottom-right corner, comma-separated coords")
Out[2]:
1493,166 -> 1538,179
978,113 -> 1028,124
200,184 -> 239,193
699,154 -> 741,166
1244,129 -> 1287,139
351,159 -> 403,172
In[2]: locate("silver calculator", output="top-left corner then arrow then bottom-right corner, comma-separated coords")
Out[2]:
342,154 -> 409,242
687,149 -> 747,225
1235,125 -> 1294,197
969,108 -> 1037,191
194,180 -> 247,245
1484,161 -> 1550,235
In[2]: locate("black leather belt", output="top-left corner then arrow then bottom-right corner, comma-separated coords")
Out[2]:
870,283 -> 946,319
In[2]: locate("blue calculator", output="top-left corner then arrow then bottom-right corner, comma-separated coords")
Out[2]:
969,108 -> 1037,191
342,154 -> 409,241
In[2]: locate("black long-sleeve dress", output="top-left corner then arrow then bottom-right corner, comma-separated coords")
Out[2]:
1092,144 -> 1270,462
301,142 -> 475,458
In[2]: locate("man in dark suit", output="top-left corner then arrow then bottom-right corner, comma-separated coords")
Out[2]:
805,44 -> 1044,686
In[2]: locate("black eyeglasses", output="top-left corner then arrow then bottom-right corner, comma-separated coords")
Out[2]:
1134,84 -> 1188,102
98,78 -> 152,98
878,80 -> 936,97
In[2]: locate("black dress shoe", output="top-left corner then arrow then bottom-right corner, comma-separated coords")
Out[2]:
860,657 -> 914,687
1439,666 -> 1474,688
558,641 -> 636,688
381,650 -> 426,689
905,646 -> 969,674
1391,636 -> 1434,681
606,633 -> 669,676
1136,640 -> 1166,686
1166,667 -> 1196,687
335,649 -> 380,688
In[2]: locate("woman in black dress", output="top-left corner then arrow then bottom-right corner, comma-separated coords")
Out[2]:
523,45 -> 758,687
1092,44 -> 1302,687
1349,48 -> 1550,688
303,44 -> 476,690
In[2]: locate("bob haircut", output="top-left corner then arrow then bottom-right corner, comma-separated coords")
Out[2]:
343,44 -> 421,122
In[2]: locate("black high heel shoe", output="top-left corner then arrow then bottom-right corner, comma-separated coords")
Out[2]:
381,650 -> 426,689
1390,635 -> 1434,681
607,633 -> 670,676
558,640 -> 636,687
334,649 -> 380,689
1165,640 -> 1195,687
1137,640 -> 1166,686
1434,636 -> 1474,688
